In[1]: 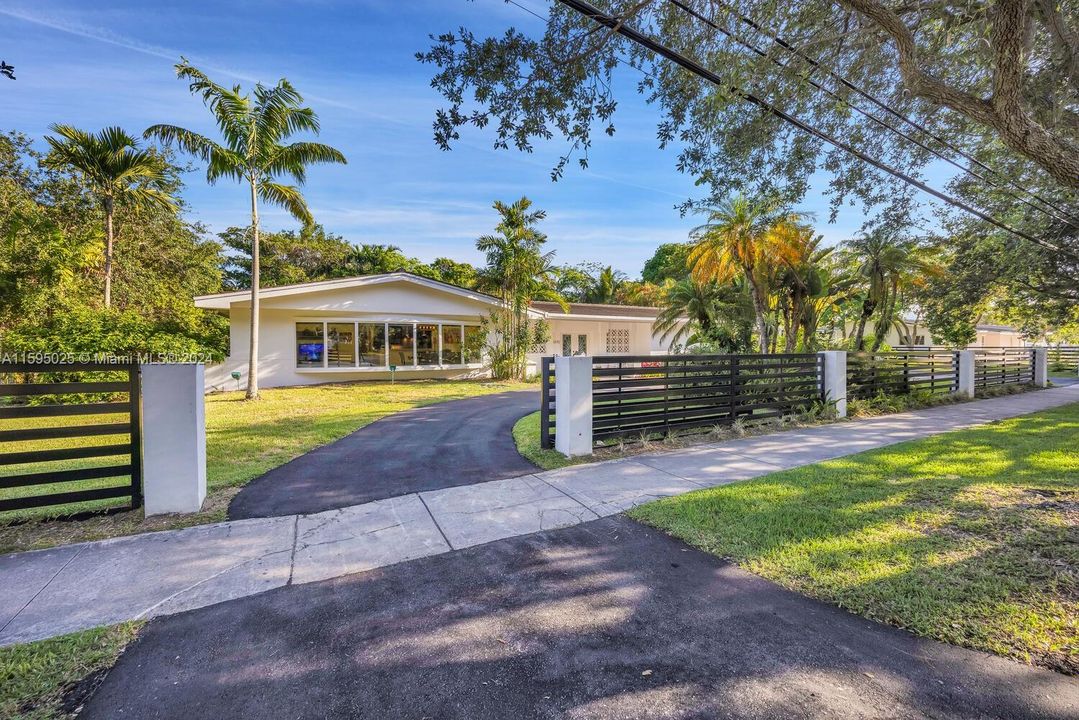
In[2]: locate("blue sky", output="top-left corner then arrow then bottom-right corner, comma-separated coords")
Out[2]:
3,0 -> 902,277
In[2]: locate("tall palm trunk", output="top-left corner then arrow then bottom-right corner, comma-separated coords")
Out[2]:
853,298 -> 875,351
103,196 -> 115,308
745,272 -> 770,354
246,177 -> 261,400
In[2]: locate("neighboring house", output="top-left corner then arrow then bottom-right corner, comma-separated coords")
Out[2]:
838,319 -> 1029,349
195,272 -> 680,392
529,301 -> 677,360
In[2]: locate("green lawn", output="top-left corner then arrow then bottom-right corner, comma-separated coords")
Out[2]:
631,401 -> 1079,675
512,411 -> 586,470
0,622 -> 142,720
1,379 -> 529,551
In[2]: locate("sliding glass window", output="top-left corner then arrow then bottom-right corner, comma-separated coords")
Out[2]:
464,326 -> 484,363
388,324 -> 413,367
441,325 -> 462,364
326,323 -> 355,367
357,323 -> 386,367
296,323 -> 325,367
416,324 -> 439,365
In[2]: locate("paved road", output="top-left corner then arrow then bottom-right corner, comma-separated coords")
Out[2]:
229,390 -> 540,519
83,516 -> 1078,720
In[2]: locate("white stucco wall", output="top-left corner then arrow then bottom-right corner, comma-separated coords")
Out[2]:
204,279 -> 500,392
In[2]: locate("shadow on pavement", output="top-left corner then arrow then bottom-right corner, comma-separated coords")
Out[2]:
83,516 -> 1077,720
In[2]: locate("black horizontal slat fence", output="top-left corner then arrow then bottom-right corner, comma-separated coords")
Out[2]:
540,357 -> 556,449
1049,346 -> 1079,372
847,350 -> 959,399
973,348 -> 1034,388
0,363 -> 142,515
590,353 -> 823,442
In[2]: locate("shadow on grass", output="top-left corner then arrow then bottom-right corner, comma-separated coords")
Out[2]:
80,517 -> 1077,720
631,405 -> 1079,675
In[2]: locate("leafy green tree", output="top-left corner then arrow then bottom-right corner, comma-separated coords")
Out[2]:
419,0 -> 1077,216
641,243 -> 691,284
0,131 -> 227,358
843,231 -> 941,350
584,265 -> 627,304
429,257 -> 479,288
688,195 -> 807,353
653,277 -> 752,349
146,60 -> 346,399
476,197 -> 561,379
43,125 -> 177,307
218,224 -> 353,289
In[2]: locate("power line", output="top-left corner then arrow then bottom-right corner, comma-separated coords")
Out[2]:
697,0 -> 1074,220
666,0 -> 1075,228
547,0 -> 1063,253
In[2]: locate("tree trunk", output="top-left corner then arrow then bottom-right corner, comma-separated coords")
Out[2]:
103,197 -> 114,308
745,272 -> 770,354
246,178 -> 261,400
853,299 -> 875,351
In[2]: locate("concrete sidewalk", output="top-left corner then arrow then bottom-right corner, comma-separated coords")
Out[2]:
3,384 -> 1078,646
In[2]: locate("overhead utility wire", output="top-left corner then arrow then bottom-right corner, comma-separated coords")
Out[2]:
666,0 -> 1074,227
698,0 -> 1074,220
548,0 -> 1061,251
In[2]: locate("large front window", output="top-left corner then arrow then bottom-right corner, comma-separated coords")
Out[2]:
327,323 -> 355,367
358,323 -> 385,366
295,322 -> 483,369
465,326 -> 484,363
296,323 -> 324,367
388,324 -> 413,367
441,325 -> 462,364
417,324 -> 439,365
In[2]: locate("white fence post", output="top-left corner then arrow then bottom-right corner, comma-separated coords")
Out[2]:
555,355 -> 593,457
957,350 -> 976,399
1033,347 -> 1048,387
141,364 -> 207,515
819,351 -> 847,419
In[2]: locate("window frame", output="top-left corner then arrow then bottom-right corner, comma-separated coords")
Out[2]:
294,319 -> 484,372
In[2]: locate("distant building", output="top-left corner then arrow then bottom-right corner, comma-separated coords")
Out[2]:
839,319 -> 1028,349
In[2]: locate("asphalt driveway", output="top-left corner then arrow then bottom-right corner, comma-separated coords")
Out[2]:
83,516 -> 1077,720
228,390 -> 539,519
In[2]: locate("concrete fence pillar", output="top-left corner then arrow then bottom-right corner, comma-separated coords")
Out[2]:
141,364 -> 207,516
1033,347 -> 1048,387
957,350 -> 976,399
818,351 -> 847,419
554,355 -> 593,457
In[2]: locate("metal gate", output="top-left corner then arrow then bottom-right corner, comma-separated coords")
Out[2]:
0,363 -> 142,515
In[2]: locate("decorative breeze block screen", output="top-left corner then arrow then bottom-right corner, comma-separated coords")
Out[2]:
606,327 -> 631,354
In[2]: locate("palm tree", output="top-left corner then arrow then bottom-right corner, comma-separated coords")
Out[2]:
475,197 -> 563,379
43,126 -> 176,308
585,265 -> 625,304
688,195 -> 806,353
844,232 -> 940,351
146,60 -> 346,399
654,278 -> 755,348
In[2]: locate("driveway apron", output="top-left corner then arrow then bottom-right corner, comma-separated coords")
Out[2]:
228,390 -> 539,519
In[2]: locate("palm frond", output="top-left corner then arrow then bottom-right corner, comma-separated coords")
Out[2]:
258,181 -> 313,225
264,142 -> 347,184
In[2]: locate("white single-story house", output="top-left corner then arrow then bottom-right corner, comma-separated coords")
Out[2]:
839,318 -> 1029,349
194,272 -> 681,392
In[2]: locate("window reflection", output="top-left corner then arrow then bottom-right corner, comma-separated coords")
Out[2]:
388,324 -> 414,366
296,323 -> 324,367
357,323 -> 385,367
417,324 -> 439,365
441,325 -> 462,364
464,326 -> 484,363
327,323 -> 355,367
